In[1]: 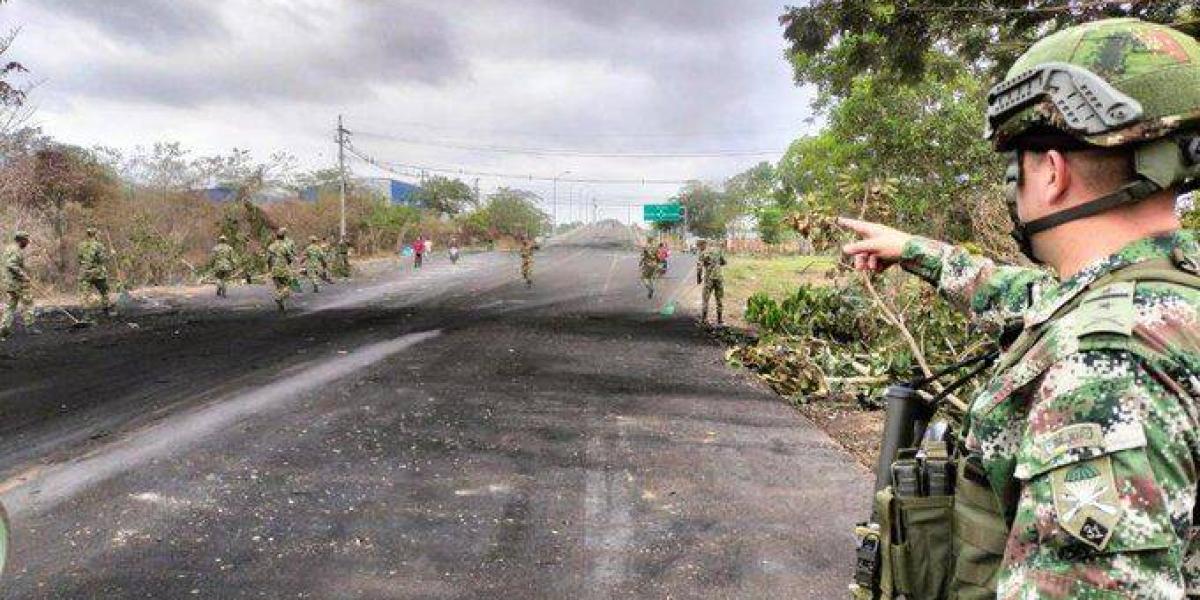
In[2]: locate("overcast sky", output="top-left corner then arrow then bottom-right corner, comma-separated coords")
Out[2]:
4,0 -> 815,223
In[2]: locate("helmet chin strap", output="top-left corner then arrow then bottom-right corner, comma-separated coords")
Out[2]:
1006,151 -> 1163,263
1020,178 -> 1163,236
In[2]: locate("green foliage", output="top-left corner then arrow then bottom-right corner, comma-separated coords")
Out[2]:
473,188 -> 550,238
755,206 -> 788,245
412,175 -> 476,216
775,58 -> 1004,241
779,1 -> 1195,102
677,181 -> 736,238
735,274 -> 985,406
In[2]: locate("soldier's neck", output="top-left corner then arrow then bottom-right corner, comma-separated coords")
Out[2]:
1041,194 -> 1181,280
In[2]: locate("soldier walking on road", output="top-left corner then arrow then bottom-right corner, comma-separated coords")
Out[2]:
301,235 -> 327,293
842,19 -> 1200,597
1,231 -> 37,339
209,235 -> 236,298
319,236 -> 334,283
334,236 -> 351,279
519,234 -> 538,288
266,228 -> 296,313
77,227 -> 113,315
695,238 -> 725,325
639,244 -> 659,299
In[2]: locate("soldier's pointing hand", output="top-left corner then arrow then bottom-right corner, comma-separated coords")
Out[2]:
838,217 -> 914,273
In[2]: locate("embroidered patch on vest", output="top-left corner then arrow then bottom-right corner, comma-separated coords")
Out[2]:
1034,423 -> 1105,462
1050,456 -> 1123,551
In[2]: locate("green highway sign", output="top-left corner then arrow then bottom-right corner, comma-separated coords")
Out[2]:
643,203 -> 683,223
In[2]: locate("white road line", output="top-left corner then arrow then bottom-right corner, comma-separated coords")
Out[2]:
582,416 -> 636,598
0,330 -> 442,516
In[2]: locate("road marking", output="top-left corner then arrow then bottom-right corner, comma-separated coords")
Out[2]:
0,330 -> 442,517
601,254 -> 620,295
582,416 -> 636,598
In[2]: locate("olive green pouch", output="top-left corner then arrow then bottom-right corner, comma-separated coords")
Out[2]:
949,459 -> 1007,599
871,486 -> 954,599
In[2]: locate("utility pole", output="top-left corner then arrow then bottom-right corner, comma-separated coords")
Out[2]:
473,178 -> 480,205
337,115 -> 349,239
553,170 -> 571,231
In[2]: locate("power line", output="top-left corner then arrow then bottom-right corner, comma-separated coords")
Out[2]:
353,130 -> 786,159
345,143 -> 705,186
348,119 -> 799,142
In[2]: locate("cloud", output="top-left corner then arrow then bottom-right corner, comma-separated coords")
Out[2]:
41,0 -> 467,106
36,0 -> 228,48
9,0 -> 815,212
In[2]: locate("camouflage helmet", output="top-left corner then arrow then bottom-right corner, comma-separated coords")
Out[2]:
13,230 -> 28,242
309,235 -> 318,242
218,234 -> 228,243
85,227 -> 97,237
988,18 -> 1200,152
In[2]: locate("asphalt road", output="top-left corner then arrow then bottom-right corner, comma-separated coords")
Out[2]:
0,223 -> 869,599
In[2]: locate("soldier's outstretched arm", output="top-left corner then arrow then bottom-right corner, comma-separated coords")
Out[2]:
998,348 -> 1196,597
840,217 -> 1050,328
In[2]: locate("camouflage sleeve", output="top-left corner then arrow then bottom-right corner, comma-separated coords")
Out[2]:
899,236 -> 1051,328
999,349 -> 1197,599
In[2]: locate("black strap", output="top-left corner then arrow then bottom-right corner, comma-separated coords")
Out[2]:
1023,179 -> 1162,236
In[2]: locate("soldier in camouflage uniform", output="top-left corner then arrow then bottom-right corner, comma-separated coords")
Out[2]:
519,235 -> 537,288
639,243 -> 659,299
695,238 -> 726,325
319,236 -> 334,283
843,19 -> 1200,599
77,227 -> 113,314
209,235 -> 236,298
334,236 -> 351,279
266,228 -> 296,313
1,231 -> 36,338
300,235 -> 327,293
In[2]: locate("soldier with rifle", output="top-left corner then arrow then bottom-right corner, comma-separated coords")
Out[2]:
842,18 -> 1200,599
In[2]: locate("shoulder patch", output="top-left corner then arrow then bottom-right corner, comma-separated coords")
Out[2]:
1073,282 -> 1135,339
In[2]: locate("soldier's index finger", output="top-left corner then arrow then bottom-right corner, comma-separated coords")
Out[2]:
835,217 -> 876,237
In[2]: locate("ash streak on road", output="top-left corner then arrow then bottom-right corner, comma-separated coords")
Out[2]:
0,330 -> 441,516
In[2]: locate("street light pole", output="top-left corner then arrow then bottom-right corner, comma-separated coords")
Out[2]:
553,170 -> 571,231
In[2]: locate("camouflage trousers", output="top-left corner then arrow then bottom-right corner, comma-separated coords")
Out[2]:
80,277 -> 111,310
333,256 -> 350,278
271,273 -> 293,310
702,279 -> 724,323
1,288 -> 35,335
302,267 -> 321,293
641,269 -> 658,298
521,258 -> 533,286
214,269 -> 232,297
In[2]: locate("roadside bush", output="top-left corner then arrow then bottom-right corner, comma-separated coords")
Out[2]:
733,271 -> 986,409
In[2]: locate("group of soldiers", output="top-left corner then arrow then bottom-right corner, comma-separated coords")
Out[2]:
1,227 -> 115,339
637,237 -> 724,325
209,228 -> 352,313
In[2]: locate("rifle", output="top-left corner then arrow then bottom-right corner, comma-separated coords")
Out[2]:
852,350 -> 997,599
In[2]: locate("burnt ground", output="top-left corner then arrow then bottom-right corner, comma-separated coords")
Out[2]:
0,224 -> 869,599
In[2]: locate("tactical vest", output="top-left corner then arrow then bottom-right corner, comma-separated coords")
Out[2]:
864,252 -> 1200,600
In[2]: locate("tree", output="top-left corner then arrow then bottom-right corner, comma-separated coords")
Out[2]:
27,146 -> 117,276
413,175 -> 476,216
772,57 -> 1004,241
478,188 -> 549,238
780,1 -> 1196,102
676,181 -> 735,238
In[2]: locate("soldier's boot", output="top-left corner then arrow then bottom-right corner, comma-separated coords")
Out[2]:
275,297 -> 287,314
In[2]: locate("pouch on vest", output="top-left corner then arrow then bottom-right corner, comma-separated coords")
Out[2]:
949,455 -> 1006,599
